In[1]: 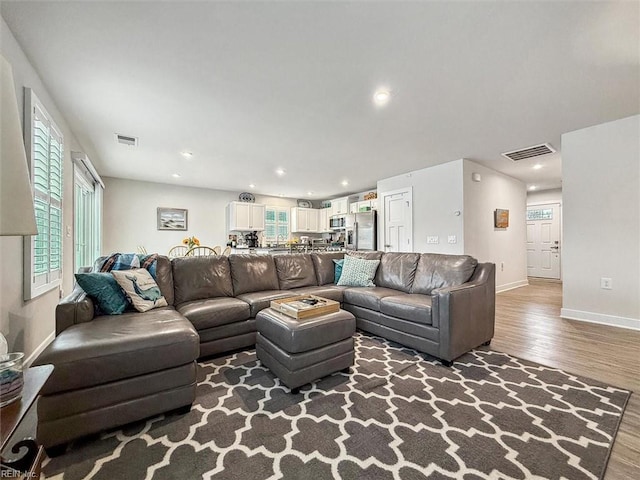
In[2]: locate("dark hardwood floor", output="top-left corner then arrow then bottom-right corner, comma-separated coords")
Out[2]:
493,278 -> 639,480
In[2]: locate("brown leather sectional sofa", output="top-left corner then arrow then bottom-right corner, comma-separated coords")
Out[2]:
35,251 -> 494,454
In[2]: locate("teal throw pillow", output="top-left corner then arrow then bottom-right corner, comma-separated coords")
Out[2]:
333,259 -> 344,283
75,273 -> 129,315
336,255 -> 380,287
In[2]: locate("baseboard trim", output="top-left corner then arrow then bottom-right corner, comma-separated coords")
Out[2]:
496,279 -> 529,293
25,330 -> 55,367
560,308 -> 640,331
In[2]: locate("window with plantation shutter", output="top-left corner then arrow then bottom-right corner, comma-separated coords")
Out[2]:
264,206 -> 290,243
24,89 -> 64,300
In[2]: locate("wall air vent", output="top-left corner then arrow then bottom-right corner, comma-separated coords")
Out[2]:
502,143 -> 555,161
115,133 -> 138,147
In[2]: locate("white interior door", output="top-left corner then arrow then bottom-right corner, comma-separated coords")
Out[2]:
381,188 -> 413,252
526,203 -> 561,279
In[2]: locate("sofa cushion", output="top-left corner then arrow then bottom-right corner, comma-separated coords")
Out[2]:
343,287 -> 403,311
177,297 -> 250,330
93,254 -> 174,306
229,255 -> 280,295
310,252 -> 345,286
172,256 -> 234,304
346,251 -> 383,261
380,294 -> 432,325
375,253 -> 420,293
337,255 -> 380,287
35,307 -> 199,395
112,269 -> 168,312
333,259 -> 344,283
236,290 -> 293,317
74,272 -> 129,315
154,255 -> 175,306
411,254 -> 478,295
274,254 -> 318,289
289,284 -> 348,303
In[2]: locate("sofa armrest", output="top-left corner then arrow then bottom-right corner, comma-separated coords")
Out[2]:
431,263 -> 495,362
56,280 -> 96,336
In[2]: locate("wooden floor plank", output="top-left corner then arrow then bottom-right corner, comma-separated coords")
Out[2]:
493,278 -> 639,479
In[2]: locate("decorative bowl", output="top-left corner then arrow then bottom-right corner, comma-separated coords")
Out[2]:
0,352 -> 24,407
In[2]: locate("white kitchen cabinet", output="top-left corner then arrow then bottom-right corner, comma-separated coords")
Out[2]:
227,202 -> 266,231
318,208 -> 331,232
291,207 -> 321,233
330,197 -> 349,216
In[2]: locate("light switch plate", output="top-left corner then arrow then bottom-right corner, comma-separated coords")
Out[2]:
426,236 -> 439,244
448,235 -> 457,244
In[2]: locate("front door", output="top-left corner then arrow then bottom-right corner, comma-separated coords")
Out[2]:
381,188 -> 413,252
526,203 -> 561,279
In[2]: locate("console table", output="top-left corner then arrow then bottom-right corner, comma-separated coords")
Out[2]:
1,364 -> 53,479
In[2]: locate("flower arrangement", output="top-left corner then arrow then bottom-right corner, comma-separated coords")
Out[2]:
182,236 -> 200,249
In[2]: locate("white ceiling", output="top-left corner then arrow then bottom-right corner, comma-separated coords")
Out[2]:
2,1 -> 638,198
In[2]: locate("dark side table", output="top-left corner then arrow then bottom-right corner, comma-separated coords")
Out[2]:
1,364 -> 53,479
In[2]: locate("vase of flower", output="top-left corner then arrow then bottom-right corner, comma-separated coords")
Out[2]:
182,236 -> 200,249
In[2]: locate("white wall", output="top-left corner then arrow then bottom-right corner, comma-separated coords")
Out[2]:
377,160 -> 464,254
103,177 -> 298,255
561,115 -> 639,329
463,160 -> 528,291
527,187 -> 562,205
0,16 -> 85,360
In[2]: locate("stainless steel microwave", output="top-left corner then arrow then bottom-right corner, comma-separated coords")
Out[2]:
330,216 -> 345,229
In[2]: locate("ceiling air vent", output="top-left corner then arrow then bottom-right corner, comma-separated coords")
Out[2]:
115,133 -> 138,147
502,143 -> 555,161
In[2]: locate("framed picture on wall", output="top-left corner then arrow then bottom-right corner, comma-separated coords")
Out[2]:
494,209 -> 509,228
157,207 -> 188,231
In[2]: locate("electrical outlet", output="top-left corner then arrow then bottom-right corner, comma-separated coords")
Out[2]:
601,277 -> 613,290
427,236 -> 439,244
448,235 -> 457,244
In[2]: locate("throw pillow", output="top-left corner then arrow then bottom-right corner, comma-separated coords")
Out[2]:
333,259 -> 345,283
75,273 -> 130,315
337,255 -> 380,287
112,268 -> 168,312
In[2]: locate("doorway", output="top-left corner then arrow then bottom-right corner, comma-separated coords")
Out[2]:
379,187 -> 413,252
526,202 -> 561,279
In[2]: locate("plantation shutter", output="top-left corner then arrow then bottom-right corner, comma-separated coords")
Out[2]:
24,90 -> 64,299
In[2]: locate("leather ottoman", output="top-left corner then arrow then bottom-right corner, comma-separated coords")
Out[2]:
255,307 -> 355,393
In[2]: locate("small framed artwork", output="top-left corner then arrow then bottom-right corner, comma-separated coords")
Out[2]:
157,207 -> 188,231
494,209 -> 509,228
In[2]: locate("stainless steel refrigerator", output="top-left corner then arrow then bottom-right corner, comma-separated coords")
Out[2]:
345,211 -> 377,251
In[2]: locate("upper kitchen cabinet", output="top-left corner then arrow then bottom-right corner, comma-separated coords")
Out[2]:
291,207 -> 320,233
350,199 -> 378,213
227,201 -> 266,231
318,208 -> 331,232
330,197 -> 349,216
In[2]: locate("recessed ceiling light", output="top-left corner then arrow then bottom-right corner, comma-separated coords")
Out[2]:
529,185 -> 537,191
533,164 -> 543,170
341,180 -> 349,187
172,173 -> 181,178
307,191 -> 313,196
276,168 -> 286,176
181,151 -> 193,158
249,184 -> 256,189
373,89 -> 391,105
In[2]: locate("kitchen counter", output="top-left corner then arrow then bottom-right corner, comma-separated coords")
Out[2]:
231,246 -> 344,255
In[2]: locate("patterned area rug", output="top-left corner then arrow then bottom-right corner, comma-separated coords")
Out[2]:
43,333 -> 630,480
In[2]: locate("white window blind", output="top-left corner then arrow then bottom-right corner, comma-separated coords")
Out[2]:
24,89 -> 64,300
